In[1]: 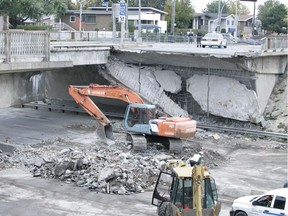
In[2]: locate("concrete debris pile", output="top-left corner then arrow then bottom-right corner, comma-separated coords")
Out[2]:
2,130 -> 225,195
29,145 -> 164,195
0,149 -> 13,170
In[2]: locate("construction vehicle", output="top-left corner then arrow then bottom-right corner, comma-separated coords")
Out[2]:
68,83 -> 197,152
152,165 -> 221,216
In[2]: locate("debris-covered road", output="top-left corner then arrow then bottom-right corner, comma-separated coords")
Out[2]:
0,107 -> 287,216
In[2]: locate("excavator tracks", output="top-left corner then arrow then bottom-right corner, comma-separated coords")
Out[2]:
126,133 -> 147,151
168,139 -> 183,154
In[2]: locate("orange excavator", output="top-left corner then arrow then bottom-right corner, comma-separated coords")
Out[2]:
68,83 -> 197,152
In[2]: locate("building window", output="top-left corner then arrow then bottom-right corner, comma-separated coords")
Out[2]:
232,20 -> 234,25
86,15 -> 96,24
70,16 -> 76,23
205,20 -> 208,25
227,20 -> 230,25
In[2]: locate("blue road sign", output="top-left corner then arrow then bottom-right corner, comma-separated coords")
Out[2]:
119,1 -> 126,16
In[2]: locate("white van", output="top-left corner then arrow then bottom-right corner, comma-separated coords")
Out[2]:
230,188 -> 288,216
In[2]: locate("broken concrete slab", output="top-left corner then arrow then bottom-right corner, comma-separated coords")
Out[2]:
187,74 -> 261,123
105,59 -> 188,117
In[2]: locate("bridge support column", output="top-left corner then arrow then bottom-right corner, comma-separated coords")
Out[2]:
254,73 -> 278,116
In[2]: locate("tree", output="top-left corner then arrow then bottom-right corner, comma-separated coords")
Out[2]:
203,0 -> 249,15
67,0 -> 77,10
257,0 -> 288,34
164,0 -> 193,32
0,0 -> 68,28
128,0 -> 166,10
228,1 -> 249,15
203,0 -> 230,14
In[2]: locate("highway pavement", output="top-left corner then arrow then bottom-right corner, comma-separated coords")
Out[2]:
0,107 -> 286,216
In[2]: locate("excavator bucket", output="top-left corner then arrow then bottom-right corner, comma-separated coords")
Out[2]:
104,125 -> 114,141
95,122 -> 115,144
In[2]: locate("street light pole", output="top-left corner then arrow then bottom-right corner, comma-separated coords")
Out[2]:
138,0 -> 142,41
171,0 -> 175,35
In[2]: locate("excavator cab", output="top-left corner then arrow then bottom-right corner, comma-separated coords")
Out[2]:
152,166 -> 221,216
124,104 -> 156,134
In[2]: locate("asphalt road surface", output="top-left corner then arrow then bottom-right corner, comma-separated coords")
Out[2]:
0,107 -> 286,216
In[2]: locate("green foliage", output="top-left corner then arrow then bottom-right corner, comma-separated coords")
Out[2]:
203,0 -> 229,13
128,22 -> 135,33
164,0 -> 193,32
203,0 -> 249,15
0,0 -> 68,28
257,0 -> 288,34
221,28 -> 226,33
153,28 -> 160,34
88,0 -> 165,10
228,1 -> 250,15
17,25 -> 52,31
126,0 -> 166,10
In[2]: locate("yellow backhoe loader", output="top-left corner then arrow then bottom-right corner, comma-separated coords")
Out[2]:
152,165 -> 221,216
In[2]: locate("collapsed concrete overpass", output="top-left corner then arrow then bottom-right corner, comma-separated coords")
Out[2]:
0,34 -> 287,124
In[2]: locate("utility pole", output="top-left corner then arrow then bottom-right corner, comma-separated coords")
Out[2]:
126,0 -> 129,38
252,1 -> 256,37
78,0 -> 86,31
171,0 -> 175,35
138,0 -> 142,42
235,0 -> 238,37
217,0 -> 221,32
112,3 -> 116,38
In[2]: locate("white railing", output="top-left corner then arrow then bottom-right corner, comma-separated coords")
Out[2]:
0,31 -> 50,62
50,31 -> 116,41
261,36 -> 287,51
52,23 -> 76,31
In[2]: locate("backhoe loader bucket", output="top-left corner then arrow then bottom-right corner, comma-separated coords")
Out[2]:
95,123 -> 115,144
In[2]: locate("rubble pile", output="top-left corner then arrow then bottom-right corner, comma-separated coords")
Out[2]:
2,129 -> 225,195
29,145 -> 163,195
0,149 -> 14,170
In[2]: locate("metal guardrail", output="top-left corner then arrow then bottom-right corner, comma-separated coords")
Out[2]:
198,123 -> 288,140
0,31 -> 50,62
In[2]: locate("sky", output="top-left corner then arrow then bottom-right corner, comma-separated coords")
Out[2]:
192,0 -> 288,14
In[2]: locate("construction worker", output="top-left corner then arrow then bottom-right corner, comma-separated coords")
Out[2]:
186,151 -> 203,166
165,159 -> 186,172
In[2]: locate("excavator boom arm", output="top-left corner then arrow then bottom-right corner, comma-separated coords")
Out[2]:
68,84 -> 144,126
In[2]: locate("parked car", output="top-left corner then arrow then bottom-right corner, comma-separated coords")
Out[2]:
230,188 -> 288,216
201,32 -> 227,48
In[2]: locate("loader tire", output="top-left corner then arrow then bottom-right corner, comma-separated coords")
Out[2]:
157,202 -> 169,216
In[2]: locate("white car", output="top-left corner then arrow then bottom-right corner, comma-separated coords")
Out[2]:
230,188 -> 288,216
201,32 -> 227,48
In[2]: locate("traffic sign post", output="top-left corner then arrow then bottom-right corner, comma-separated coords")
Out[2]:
119,1 -> 126,23
119,1 -> 126,44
